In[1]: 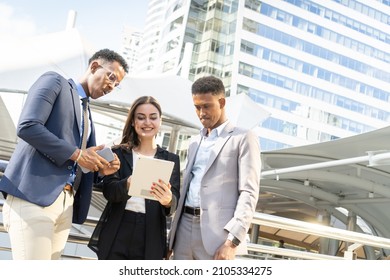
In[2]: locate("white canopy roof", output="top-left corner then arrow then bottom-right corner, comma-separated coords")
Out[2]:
1,28 -> 390,257
96,75 -> 270,130
260,125 -> 390,252
0,28 -> 268,131
0,28 -> 94,91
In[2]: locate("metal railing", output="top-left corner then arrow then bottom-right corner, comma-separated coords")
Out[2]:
2,201 -> 390,260
250,212 -> 390,259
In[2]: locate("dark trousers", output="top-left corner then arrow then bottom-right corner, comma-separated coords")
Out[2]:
107,210 -> 146,260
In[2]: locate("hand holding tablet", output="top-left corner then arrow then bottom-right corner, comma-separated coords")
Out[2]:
128,157 -> 174,200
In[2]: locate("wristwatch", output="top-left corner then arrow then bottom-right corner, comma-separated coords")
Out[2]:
227,233 -> 241,247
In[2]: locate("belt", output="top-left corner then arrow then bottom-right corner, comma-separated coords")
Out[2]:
64,184 -> 73,192
184,206 -> 201,216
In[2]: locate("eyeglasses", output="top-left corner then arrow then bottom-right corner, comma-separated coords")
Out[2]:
99,65 -> 120,88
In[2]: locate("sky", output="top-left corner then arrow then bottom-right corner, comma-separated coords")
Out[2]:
0,0 -> 149,128
0,0 -> 149,51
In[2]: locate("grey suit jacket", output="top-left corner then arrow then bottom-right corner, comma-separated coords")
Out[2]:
0,71 -> 96,224
169,122 -> 261,256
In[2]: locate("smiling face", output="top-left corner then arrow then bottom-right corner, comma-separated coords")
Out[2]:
87,60 -> 126,99
133,103 -> 162,139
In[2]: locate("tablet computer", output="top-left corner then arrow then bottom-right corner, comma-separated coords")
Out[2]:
128,157 -> 174,200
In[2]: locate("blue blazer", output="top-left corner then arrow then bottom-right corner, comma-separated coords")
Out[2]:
0,71 -> 96,224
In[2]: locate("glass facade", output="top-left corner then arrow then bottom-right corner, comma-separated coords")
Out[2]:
239,0 -> 390,150
138,0 -> 390,151
185,0 -> 238,95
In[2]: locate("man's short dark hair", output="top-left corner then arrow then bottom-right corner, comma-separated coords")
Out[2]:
89,48 -> 129,74
192,76 -> 225,96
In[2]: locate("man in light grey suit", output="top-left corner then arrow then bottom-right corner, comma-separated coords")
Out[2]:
0,49 -> 128,259
168,76 -> 261,260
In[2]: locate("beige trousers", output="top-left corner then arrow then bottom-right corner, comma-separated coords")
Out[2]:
2,191 -> 73,260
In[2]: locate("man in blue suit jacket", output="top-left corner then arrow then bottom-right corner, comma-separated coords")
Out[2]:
0,49 -> 128,260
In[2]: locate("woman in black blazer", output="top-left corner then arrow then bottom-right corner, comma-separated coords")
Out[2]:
88,96 -> 180,259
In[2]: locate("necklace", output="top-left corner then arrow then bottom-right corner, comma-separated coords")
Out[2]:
133,148 -> 156,157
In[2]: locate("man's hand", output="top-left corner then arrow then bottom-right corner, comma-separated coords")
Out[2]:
213,240 -> 237,260
76,145 -> 119,173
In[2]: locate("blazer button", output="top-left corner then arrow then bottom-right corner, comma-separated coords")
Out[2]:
67,166 -> 73,170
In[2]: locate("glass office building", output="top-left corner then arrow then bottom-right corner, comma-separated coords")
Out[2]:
136,0 -> 390,151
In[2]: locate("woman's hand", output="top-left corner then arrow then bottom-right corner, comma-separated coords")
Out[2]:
150,179 -> 172,207
99,153 -> 120,175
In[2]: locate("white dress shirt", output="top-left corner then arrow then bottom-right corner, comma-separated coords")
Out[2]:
185,121 -> 229,208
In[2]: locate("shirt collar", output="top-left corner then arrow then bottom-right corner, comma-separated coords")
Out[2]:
75,83 -> 88,100
200,120 -> 229,138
